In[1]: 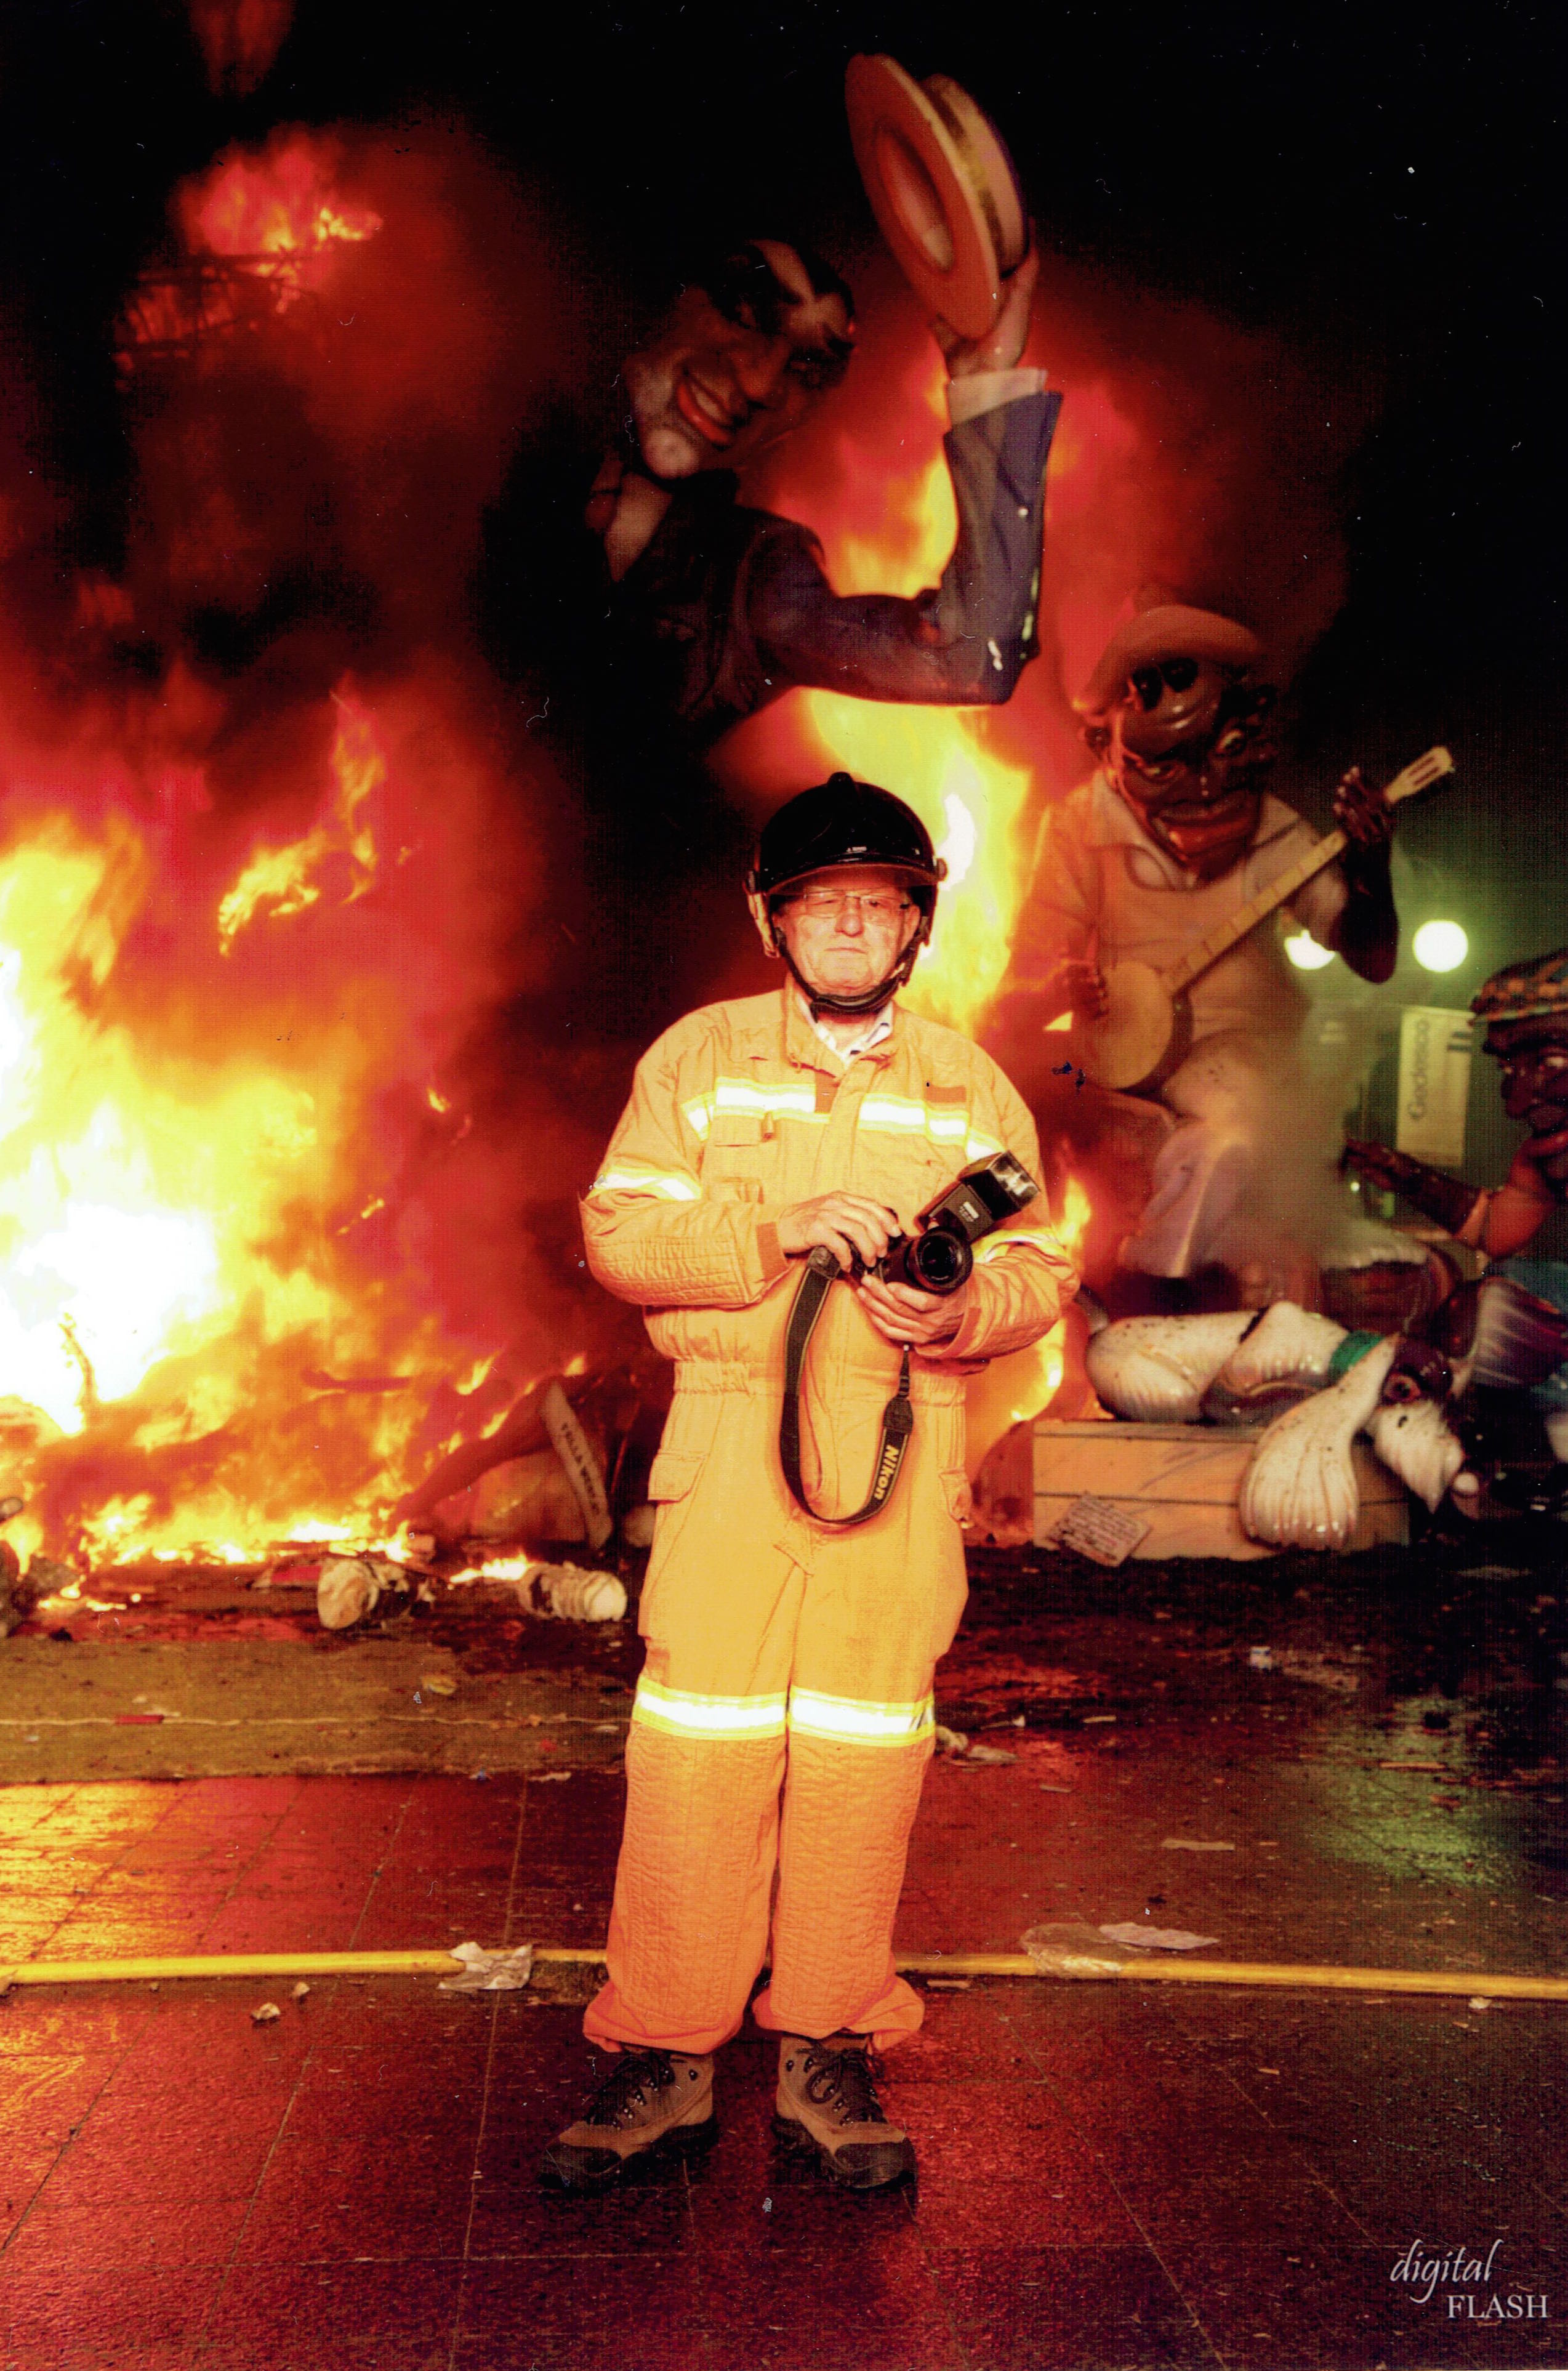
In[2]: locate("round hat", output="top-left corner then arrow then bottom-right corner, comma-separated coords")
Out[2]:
748,772 -> 946,900
1075,605 -> 1267,719
845,54 -> 1027,341
1473,946 -> 1568,1026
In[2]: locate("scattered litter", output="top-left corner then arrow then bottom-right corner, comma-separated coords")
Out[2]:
1468,1995 -> 1493,2012
471,1768 -> 489,1782
1021,1920 -> 1133,1977
1098,1923 -> 1219,1952
251,2002 -> 281,2024
1247,1646 -> 1276,1671
1162,1838 -> 1237,1852
1041,1493 -> 1150,1566
1270,1649 -> 1359,1693
1082,1713 -> 1117,1726
959,1744 -> 1017,1766
927,1977 -> 971,1991
316,1555 -> 382,1630
515,1562 -> 627,1622
1377,1759 -> 1446,1773
420,1672 -> 458,1697
934,1725 -> 970,1756
1039,1782 -> 1074,1794
291,1982 -> 311,2003
439,1942 -> 536,1994
533,1769 -> 572,1782
540,1381 -> 613,1552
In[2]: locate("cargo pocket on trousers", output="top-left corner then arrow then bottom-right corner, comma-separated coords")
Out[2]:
640,1395 -> 725,1626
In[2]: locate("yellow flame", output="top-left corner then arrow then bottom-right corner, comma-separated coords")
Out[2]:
217,691 -> 385,953
795,694 -> 1034,1036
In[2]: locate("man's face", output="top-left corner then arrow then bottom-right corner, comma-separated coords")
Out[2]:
1485,1017 -> 1568,1137
1093,655 -> 1277,880
624,240 -> 855,482
772,866 -> 922,1004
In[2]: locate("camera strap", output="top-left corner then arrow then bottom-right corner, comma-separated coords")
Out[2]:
779,1248 -> 914,1527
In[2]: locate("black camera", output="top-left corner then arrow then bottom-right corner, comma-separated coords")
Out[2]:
867,1150 -> 1040,1297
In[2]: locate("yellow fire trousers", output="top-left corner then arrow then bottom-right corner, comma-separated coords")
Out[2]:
583,1371 -> 971,2055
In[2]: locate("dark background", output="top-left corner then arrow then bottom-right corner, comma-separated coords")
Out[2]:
0,0 -> 1559,1026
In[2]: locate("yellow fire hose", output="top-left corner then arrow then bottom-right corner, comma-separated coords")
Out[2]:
2,1946 -> 1564,2000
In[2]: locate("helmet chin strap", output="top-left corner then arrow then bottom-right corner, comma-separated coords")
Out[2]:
771,919 -> 930,1019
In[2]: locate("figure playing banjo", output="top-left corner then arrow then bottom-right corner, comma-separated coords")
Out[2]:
1013,602 -> 1434,1289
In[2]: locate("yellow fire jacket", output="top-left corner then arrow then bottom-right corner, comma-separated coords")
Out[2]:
583,984 -> 1074,1511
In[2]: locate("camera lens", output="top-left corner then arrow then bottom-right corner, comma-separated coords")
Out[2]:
906,1228 -> 973,1295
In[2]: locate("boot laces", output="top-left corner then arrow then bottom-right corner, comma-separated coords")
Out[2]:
803,2039 -> 887,2125
583,2048 -> 676,2129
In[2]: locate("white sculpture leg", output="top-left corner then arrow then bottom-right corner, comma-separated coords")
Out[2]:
1239,1337 -> 1397,1550
1085,1311 -> 1254,1423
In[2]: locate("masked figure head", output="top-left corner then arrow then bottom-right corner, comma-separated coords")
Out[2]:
1075,605 -> 1280,881
1473,946 -> 1568,1182
624,238 -> 856,484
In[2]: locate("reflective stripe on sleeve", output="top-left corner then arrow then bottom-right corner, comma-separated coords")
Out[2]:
631,1678 -> 789,1742
973,1226 -> 1068,1266
787,1688 -> 936,1748
588,1163 -> 701,1202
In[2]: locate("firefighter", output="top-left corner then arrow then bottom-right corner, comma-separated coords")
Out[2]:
547,773 -> 1074,2191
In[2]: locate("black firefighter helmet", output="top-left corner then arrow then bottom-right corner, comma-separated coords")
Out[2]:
746,771 -> 947,1015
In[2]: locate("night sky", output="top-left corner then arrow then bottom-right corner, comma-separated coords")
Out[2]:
0,0 -> 1559,983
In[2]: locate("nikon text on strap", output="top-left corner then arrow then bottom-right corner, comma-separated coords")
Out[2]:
779,1247 -> 913,1526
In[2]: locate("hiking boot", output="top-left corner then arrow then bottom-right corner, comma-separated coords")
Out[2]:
773,2031 -> 916,2189
542,2047 -> 715,2191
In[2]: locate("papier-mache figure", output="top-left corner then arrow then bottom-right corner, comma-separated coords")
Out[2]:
1345,946 -> 1568,1502
585,234 -> 1059,744
1014,602 -> 1402,1287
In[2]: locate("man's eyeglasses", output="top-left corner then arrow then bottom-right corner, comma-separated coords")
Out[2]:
788,890 -> 913,922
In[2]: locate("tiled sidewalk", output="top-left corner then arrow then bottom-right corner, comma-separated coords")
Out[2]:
1,1769 -> 1563,2370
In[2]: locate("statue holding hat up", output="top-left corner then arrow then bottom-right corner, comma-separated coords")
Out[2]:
1010,601 -> 1403,1290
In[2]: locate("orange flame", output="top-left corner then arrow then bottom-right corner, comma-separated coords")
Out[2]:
186,131 -> 382,305
218,690 -> 384,952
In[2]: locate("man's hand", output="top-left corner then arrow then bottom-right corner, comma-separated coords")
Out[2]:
1341,1138 -> 1482,1236
776,1193 -> 913,1271
934,243 -> 1039,377
855,1271 -> 967,1349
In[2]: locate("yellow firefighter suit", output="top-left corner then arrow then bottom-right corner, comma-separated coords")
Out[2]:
579,983 -> 1073,2055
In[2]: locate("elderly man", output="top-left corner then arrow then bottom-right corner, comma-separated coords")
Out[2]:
586,234 -> 1059,742
547,772 -> 1072,2192
1013,602 -> 1399,1288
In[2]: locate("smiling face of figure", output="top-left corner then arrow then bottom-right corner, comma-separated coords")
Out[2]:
623,239 -> 856,481
768,865 -> 923,1007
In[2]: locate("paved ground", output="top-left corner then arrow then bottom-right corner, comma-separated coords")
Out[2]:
1,1540 -> 1564,2369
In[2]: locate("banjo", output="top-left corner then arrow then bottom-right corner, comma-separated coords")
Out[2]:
1029,746 -> 1454,1094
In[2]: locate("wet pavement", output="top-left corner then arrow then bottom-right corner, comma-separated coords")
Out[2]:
1,1541 -> 1565,2369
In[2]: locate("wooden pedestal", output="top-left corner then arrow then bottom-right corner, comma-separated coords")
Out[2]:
1032,1419 -> 1409,1560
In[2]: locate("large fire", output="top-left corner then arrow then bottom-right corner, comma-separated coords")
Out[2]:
2,128 -> 1359,1578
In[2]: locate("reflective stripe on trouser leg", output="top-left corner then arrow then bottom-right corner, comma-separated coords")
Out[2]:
584,1714 -> 787,2056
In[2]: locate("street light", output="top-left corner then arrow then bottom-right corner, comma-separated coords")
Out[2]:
1412,919 -> 1468,973
1284,930 -> 1335,970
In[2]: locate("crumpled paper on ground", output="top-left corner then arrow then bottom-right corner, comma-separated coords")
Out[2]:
438,1941 -> 536,1992
1098,1923 -> 1219,1952
1021,1920 -> 1220,1978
